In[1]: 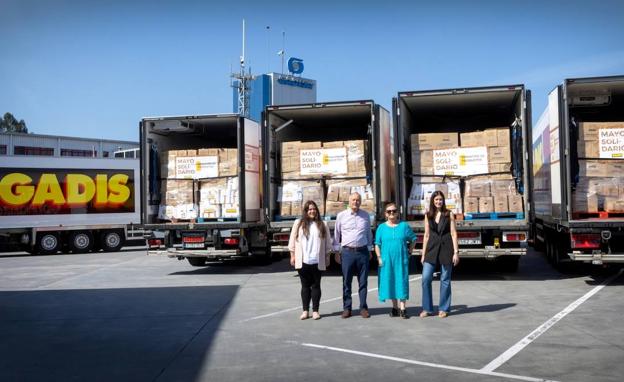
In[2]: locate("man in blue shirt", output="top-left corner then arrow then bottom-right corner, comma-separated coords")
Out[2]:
333,192 -> 373,318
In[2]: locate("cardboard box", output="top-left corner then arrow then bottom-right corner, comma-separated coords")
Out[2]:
325,201 -> 347,216
219,161 -> 237,177
282,141 -> 301,157
299,141 -> 322,150
479,197 -> 494,213
360,199 -> 375,213
508,194 -> 524,213
464,197 -> 479,213
280,202 -> 292,216
578,160 -> 609,177
483,129 -> 499,147
338,186 -> 350,202
281,156 -> 299,173
491,179 -> 515,196
198,148 -> 219,156
578,122 -> 624,141
488,146 -> 512,163
323,140 -> 344,148
291,201 -> 302,216
572,193 -> 598,212
604,197 -> 624,212
577,140 -> 599,158
222,203 -> 239,218
411,150 -> 433,169
495,128 -> 510,147
407,199 -> 427,215
411,133 -> 459,150
494,196 -> 509,213
465,178 -> 491,197
607,161 -> 624,175
488,162 -> 512,174
326,184 -> 340,202
200,203 -> 221,219
460,131 -> 484,148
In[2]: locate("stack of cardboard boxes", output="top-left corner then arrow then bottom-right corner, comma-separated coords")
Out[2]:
463,176 -> 523,214
408,127 -> 523,216
574,122 -> 624,213
407,177 -> 462,216
159,148 -> 238,220
461,127 -> 522,214
278,140 -> 372,218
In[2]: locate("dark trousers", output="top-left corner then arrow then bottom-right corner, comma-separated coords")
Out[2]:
341,247 -> 370,310
298,263 -> 322,312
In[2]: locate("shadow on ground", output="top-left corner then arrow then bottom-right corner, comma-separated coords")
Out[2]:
0,285 -> 237,382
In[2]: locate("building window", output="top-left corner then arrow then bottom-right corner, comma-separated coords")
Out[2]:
61,149 -> 96,157
103,151 -> 109,158
0,145 -> 6,155
14,146 -> 54,156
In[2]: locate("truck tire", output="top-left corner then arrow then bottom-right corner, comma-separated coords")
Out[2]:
187,257 -> 207,266
69,231 -> 94,254
100,230 -> 124,252
36,232 -> 61,255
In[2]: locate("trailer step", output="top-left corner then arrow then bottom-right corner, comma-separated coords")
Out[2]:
464,212 -> 525,220
572,211 -> 624,219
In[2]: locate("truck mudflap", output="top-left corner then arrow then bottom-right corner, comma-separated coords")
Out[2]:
459,248 -> 526,259
568,251 -> 624,265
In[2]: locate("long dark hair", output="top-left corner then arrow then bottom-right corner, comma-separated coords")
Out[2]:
296,200 -> 326,239
426,190 -> 449,220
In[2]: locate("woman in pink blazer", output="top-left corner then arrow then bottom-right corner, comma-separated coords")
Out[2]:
288,200 -> 333,320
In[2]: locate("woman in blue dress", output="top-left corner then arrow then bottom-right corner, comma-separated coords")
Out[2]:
375,202 -> 417,318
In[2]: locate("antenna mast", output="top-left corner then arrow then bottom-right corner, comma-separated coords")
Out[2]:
231,19 -> 254,118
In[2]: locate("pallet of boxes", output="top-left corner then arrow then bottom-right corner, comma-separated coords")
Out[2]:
407,128 -> 524,219
159,148 -> 239,222
574,122 -> 624,217
408,133 -> 462,218
278,140 -> 374,219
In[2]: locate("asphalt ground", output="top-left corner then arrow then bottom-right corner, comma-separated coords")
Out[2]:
0,248 -> 622,382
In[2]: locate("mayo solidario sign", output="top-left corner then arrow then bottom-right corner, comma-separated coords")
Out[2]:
0,168 -> 135,215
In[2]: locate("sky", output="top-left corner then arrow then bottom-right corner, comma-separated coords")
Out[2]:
1,0 -> 624,142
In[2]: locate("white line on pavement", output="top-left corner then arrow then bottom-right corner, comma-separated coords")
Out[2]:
481,268 -> 624,372
240,275 -> 423,322
299,342 -> 558,382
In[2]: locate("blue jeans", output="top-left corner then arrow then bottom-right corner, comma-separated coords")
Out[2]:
341,247 -> 370,310
421,261 -> 452,313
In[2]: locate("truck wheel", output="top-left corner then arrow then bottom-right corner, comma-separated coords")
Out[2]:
187,257 -> 207,266
69,231 -> 94,254
100,231 -> 124,252
36,232 -> 61,255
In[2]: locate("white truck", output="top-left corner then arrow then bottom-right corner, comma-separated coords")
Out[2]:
531,75 -> 624,267
140,114 -> 269,266
394,85 -> 532,271
0,156 -> 141,254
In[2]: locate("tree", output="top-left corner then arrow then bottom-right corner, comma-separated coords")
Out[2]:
0,112 -> 29,133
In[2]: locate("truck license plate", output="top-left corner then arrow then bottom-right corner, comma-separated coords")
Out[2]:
184,243 -> 204,249
459,239 -> 481,245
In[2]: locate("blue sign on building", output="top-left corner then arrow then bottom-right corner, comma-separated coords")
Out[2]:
288,57 -> 304,75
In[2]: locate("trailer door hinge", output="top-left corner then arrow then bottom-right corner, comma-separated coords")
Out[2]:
396,107 -> 400,116
398,156 -> 402,165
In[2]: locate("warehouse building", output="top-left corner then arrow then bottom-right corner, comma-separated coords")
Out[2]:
0,132 -> 138,158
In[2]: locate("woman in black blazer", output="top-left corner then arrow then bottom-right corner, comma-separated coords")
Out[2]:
420,191 -> 459,318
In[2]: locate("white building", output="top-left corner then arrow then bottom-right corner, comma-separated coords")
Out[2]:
0,132 -> 138,158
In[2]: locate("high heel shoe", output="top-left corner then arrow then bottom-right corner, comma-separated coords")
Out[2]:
389,308 -> 399,317
400,309 -> 409,319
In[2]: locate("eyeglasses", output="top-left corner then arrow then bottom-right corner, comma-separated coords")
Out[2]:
385,210 -> 397,214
